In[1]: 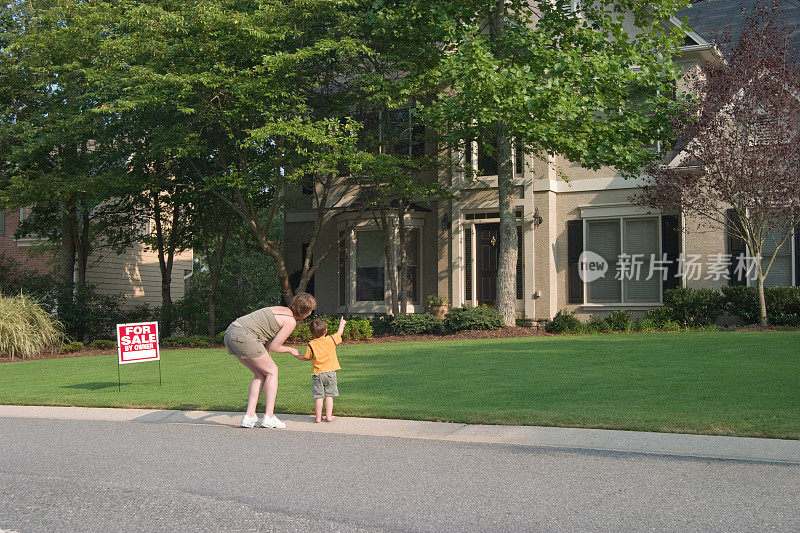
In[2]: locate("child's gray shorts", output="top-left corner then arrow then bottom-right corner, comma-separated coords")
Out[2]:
312,371 -> 339,398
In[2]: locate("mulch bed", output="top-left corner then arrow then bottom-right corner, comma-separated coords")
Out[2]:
0,327 -> 550,364
345,326 -> 552,344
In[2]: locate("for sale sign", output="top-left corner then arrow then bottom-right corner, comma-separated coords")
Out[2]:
116,322 -> 160,365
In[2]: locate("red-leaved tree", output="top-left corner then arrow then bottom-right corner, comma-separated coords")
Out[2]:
640,0 -> 800,325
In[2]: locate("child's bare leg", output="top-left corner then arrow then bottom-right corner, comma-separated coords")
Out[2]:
315,398 -> 324,423
325,396 -> 335,422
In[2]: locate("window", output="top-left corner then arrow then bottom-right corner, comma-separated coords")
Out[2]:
514,145 -> 523,175
16,207 -> 38,239
385,108 -> 425,157
585,219 -> 622,302
756,227 -> 794,287
0,209 -> 5,236
477,139 -> 498,176
585,217 -> 661,303
727,217 -> 798,288
623,218 -> 660,302
465,139 -> 522,176
355,231 -> 385,302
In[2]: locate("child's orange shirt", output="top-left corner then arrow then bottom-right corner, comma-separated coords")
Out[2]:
304,332 -> 342,375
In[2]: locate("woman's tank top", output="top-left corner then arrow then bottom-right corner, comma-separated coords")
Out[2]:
235,307 -> 285,343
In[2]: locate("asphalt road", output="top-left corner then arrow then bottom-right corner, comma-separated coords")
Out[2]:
1,418 -> 798,532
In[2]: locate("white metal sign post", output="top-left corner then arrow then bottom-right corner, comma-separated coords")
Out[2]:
116,322 -> 161,391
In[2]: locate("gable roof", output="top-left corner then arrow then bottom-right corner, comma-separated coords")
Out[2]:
677,0 -> 800,61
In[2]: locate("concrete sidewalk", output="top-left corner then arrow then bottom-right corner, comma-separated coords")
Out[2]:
1,404 -> 798,463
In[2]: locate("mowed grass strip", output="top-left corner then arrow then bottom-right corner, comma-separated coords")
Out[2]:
1,331 -> 798,439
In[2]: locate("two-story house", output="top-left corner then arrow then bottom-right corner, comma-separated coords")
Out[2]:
285,0 -> 800,320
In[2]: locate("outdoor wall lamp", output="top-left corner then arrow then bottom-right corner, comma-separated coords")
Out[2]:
441,213 -> 451,230
532,207 -> 543,228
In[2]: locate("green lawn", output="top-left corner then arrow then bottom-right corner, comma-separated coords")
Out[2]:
1,331 -> 799,439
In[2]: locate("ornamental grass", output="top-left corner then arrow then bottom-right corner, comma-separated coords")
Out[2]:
0,293 -> 64,360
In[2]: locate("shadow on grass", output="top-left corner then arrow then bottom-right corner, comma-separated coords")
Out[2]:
62,382 -> 128,390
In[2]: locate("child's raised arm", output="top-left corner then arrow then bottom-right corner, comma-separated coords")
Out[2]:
337,316 -> 346,336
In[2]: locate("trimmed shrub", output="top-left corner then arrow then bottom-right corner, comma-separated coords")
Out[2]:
584,315 -> 611,334
721,286 -> 758,324
344,318 -> 373,341
0,293 -> 65,359
390,313 -> 444,335
187,335 -> 215,348
62,341 -> 85,353
722,286 -> 800,325
642,305 -> 675,327
663,288 -> 725,327
161,335 -> 191,348
88,339 -> 115,350
444,305 -> 503,333
370,314 -> 395,335
545,310 -> 584,334
288,322 -> 311,343
632,317 -> 659,332
764,287 -> 800,325
289,315 -> 373,342
605,310 -> 633,332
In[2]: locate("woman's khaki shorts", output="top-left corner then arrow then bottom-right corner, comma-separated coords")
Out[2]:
312,371 -> 339,398
224,325 -> 267,359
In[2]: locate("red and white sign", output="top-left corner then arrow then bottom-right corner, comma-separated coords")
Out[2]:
116,322 -> 160,365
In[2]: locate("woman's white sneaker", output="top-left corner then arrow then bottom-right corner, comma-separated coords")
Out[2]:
260,415 -> 286,429
240,414 -> 258,428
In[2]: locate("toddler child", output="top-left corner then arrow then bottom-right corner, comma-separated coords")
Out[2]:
297,316 -> 345,422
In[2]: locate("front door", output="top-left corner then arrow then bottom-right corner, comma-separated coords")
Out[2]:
476,223 -> 499,307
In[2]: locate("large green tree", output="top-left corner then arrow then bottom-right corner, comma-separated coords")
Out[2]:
93,0 -> 370,305
0,0 -> 129,336
411,0 -> 690,324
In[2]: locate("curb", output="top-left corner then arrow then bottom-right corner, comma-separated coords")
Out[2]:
1,405 -> 799,463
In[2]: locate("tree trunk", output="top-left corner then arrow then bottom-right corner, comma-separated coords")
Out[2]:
58,197 -> 77,323
73,203 -> 91,341
398,207 -> 408,314
490,0 -> 516,327
153,192 -> 179,338
207,213 -> 232,336
495,122 -> 517,327
382,214 -> 399,316
269,247 -> 295,306
757,274 -> 768,326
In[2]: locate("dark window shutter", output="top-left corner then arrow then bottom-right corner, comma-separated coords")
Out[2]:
0,210 -> 4,235
661,215 -> 681,291
795,229 -> 800,287
465,227 -> 473,301
516,226 -> 523,299
567,220 -> 583,303
727,209 -> 747,286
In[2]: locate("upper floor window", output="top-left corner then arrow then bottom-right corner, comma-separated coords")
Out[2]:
465,139 -> 524,177
383,108 -> 425,158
